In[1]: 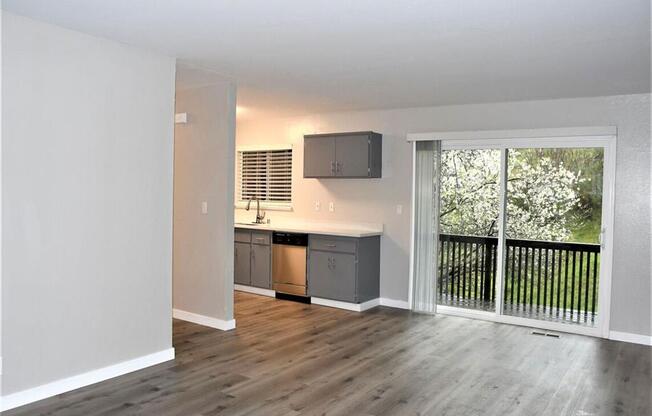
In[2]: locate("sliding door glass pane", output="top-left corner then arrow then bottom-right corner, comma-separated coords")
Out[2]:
503,148 -> 604,326
438,149 -> 501,311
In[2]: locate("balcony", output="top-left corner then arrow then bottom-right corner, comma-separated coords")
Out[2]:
437,233 -> 600,326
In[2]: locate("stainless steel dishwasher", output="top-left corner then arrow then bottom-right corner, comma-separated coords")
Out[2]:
272,232 -> 308,296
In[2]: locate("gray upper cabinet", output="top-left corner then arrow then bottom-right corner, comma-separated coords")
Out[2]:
335,135 -> 371,177
303,131 -> 382,178
304,136 -> 336,177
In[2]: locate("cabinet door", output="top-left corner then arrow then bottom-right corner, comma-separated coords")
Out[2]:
335,135 -> 370,177
234,242 -> 251,285
308,251 -> 356,302
250,244 -> 271,289
304,136 -> 335,177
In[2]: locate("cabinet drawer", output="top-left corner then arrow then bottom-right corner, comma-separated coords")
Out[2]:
251,232 -> 271,245
235,229 -> 251,243
310,236 -> 357,253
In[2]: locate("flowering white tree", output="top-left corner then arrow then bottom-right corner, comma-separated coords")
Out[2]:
440,149 -> 582,241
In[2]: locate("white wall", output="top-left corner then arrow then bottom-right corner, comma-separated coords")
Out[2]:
173,80 -> 237,325
1,12 -> 176,395
0,5 -> 4,393
237,93 -> 651,337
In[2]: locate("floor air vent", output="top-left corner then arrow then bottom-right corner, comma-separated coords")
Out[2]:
531,331 -> 560,338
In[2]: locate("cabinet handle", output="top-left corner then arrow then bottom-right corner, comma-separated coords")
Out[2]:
336,161 -> 341,173
325,243 -> 337,248
254,237 -> 265,242
330,161 -> 335,174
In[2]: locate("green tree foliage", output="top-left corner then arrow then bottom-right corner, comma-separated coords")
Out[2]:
440,148 -> 603,243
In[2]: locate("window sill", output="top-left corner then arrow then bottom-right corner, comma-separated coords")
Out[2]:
234,201 -> 293,212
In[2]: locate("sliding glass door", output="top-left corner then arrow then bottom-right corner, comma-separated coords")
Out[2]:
438,149 -> 500,312
502,147 -> 604,326
422,134 -> 614,335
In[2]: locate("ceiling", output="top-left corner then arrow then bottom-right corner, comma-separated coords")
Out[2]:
4,0 -> 651,117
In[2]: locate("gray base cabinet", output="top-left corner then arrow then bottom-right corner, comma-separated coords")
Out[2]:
234,242 -> 251,285
308,235 -> 380,303
304,131 -> 382,178
234,228 -> 272,289
308,251 -> 357,302
250,243 -> 271,288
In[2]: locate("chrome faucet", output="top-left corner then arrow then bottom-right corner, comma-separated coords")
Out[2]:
246,196 -> 266,224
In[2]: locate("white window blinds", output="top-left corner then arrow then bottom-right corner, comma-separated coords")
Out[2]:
237,148 -> 293,204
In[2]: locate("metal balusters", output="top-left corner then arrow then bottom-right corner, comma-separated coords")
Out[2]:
525,247 -> 535,311
591,252 -> 598,322
446,238 -> 452,300
491,244 -> 497,302
480,243 -> 486,300
570,251 -> 577,320
584,252 -> 590,323
577,251 -> 584,323
516,247 -> 523,310
523,247 -> 530,310
474,243 -> 479,301
556,250 -> 563,317
538,249 -> 544,312
451,241 -> 456,300
462,242 -> 468,301
563,250 -> 569,318
435,234 -> 599,326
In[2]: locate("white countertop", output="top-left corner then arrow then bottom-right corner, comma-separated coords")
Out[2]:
234,220 -> 383,238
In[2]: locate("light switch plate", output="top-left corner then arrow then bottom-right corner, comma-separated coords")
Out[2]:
175,112 -> 188,124
315,201 -> 321,211
396,204 -> 403,215
201,201 -> 208,214
329,202 -> 334,212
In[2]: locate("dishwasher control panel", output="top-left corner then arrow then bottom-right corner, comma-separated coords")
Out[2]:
272,232 -> 308,246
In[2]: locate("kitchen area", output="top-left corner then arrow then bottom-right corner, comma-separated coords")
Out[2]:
233,131 -> 386,312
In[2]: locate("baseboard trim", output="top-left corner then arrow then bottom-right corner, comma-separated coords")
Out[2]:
0,348 -> 174,412
311,297 -> 380,312
380,298 -> 410,310
609,331 -> 652,346
173,308 -> 236,331
234,284 -> 275,297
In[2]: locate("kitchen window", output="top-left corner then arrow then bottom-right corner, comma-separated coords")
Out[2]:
236,146 -> 293,210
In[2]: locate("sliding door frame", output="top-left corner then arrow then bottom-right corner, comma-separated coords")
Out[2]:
408,127 -> 617,339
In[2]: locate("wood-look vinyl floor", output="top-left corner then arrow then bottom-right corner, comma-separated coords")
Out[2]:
6,291 -> 651,415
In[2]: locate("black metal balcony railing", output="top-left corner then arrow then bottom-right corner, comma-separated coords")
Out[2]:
437,233 -> 601,326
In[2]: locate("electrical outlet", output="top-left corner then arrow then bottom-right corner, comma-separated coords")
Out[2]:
329,201 -> 334,212
315,201 -> 321,211
396,204 -> 403,215
201,201 -> 208,214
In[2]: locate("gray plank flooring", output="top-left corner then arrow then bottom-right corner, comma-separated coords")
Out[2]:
5,291 -> 651,415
